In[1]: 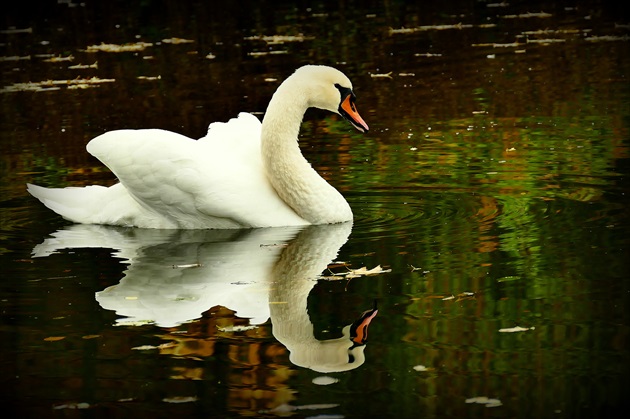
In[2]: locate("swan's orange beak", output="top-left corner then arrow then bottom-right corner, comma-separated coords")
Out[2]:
339,94 -> 369,133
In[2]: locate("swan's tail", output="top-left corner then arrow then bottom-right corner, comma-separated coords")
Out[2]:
27,183 -> 134,225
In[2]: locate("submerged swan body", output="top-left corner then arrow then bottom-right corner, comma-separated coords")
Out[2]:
27,65 -> 369,229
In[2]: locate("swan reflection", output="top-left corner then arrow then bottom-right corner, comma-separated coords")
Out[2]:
32,222 -> 377,372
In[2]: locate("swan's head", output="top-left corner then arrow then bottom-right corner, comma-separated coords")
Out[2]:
283,303 -> 378,373
291,65 -> 369,133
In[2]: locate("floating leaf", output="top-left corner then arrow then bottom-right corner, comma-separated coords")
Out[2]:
499,326 -> 534,333
84,42 -> 153,52
390,23 -> 496,34
321,264 -> 391,280
68,62 -> 98,69
346,265 -> 392,278
501,11 -> 552,18
162,396 -> 198,403
247,50 -> 289,57
161,38 -> 194,44
43,55 -> 74,62
244,34 -> 313,44
1,76 -> 115,93
370,72 -> 393,79
465,396 -> 502,407
472,42 -> 524,48
132,344 -> 159,351
137,75 -> 161,81
327,261 -> 350,269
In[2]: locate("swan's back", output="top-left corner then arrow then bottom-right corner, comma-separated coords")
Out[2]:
87,113 -> 307,228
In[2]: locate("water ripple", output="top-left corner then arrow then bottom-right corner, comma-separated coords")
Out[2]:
348,189 -> 480,241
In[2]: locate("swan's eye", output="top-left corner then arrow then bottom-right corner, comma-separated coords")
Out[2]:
334,83 -> 353,101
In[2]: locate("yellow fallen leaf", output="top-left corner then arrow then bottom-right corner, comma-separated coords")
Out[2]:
370,72 -> 393,79
44,55 -> 74,62
44,336 -> 65,341
320,264 -> 391,280
348,265 -> 391,277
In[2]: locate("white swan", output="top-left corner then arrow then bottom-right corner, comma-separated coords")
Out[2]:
27,65 -> 369,229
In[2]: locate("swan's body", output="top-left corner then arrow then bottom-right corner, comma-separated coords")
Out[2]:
28,65 -> 368,229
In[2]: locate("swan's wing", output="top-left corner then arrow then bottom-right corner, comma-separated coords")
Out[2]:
96,227 -> 303,327
87,113 -> 305,228
199,112 -> 262,147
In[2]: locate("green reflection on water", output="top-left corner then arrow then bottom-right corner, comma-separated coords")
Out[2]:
321,101 -> 629,414
344,114 -> 623,197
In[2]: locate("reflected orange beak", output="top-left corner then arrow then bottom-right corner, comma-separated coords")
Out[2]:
350,305 -> 378,346
339,94 -> 369,133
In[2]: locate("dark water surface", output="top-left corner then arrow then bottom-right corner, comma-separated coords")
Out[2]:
1,1 -> 629,418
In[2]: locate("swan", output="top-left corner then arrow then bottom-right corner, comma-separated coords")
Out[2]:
27,65 -> 369,229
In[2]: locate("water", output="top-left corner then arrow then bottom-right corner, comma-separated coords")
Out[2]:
1,1 -> 629,417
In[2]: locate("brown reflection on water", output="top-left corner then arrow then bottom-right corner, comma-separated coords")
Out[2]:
156,307 -> 295,414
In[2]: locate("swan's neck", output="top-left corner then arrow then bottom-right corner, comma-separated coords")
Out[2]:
261,83 -> 352,224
